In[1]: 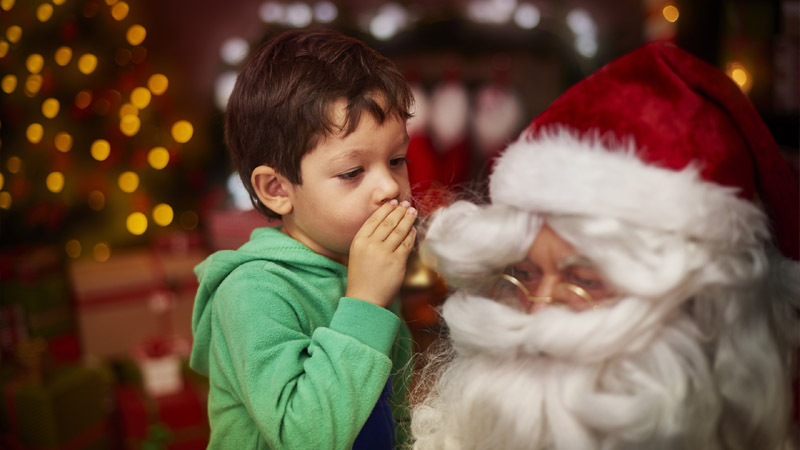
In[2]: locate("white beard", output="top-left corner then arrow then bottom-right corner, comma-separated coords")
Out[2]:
411,292 -> 727,450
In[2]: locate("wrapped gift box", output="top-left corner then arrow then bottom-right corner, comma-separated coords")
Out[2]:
115,380 -> 208,450
0,247 -> 80,363
68,243 -> 208,359
1,363 -> 112,449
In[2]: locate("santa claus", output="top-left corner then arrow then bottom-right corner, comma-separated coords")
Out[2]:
411,42 -> 799,450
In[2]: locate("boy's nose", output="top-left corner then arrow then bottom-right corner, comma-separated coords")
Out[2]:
373,170 -> 401,204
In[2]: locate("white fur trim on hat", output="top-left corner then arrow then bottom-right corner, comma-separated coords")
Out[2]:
489,128 -> 769,250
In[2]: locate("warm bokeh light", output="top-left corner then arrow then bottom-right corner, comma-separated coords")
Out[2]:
24,74 -> 43,96
662,5 -> 679,23
171,120 -> 193,143
126,24 -> 146,46
42,98 -> 60,118
36,3 -> 54,22
119,102 -> 138,118
54,132 -> 73,152
111,2 -> 129,21
7,156 -> 22,174
1,0 -> 15,12
91,139 -> 111,161
65,239 -> 82,258
6,26 -> 22,43
0,41 -> 8,58
93,242 -> 111,262
1,74 -> 17,94
26,123 -> 44,144
75,90 -> 92,109
130,86 -> 151,109
118,171 -> 139,193
26,53 -> 44,74
147,146 -> 170,169
88,190 -> 105,210
120,114 -> 140,136
126,212 -> 148,235
0,173 -> 4,190
180,210 -> 198,230
148,74 -> 168,95
78,54 -> 98,74
46,171 -> 65,193
55,46 -> 72,66
153,203 -> 174,226
0,191 -> 11,210
105,0 -> 118,5
53,0 -> 66,5
726,62 -> 753,94
115,48 -> 132,66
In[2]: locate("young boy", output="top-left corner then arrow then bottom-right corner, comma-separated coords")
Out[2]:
189,29 -> 417,449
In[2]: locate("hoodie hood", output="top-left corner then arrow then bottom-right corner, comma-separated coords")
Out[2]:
189,226 -> 346,375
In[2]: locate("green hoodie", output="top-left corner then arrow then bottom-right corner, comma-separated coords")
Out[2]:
190,227 -> 413,449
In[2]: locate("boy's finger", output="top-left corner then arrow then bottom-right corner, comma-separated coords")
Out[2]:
394,226 -> 417,254
357,201 -> 397,238
384,207 -> 417,249
371,203 -> 409,241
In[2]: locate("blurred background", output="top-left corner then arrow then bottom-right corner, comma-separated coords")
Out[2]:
0,0 -> 797,448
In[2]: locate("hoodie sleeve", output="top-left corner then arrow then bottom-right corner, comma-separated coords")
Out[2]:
212,263 -> 401,450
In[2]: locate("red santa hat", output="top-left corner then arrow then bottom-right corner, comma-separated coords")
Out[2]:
490,42 -> 799,260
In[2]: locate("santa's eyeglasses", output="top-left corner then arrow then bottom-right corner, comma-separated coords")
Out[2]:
488,255 -> 618,311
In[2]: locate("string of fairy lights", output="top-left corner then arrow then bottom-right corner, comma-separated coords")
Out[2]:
0,0 -> 201,262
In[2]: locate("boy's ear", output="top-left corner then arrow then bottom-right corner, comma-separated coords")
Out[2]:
251,165 -> 293,215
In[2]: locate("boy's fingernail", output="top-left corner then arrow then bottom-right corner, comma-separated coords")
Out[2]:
407,207 -> 417,215
390,199 -> 398,206
400,200 -> 410,208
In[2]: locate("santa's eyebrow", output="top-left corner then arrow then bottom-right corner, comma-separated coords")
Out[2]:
557,255 -> 595,271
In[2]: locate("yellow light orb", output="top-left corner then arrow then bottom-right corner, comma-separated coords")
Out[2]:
26,54 -> 44,74
7,156 -> 21,174
26,123 -> 43,144
88,189 -> 105,210
726,62 -> 753,94
120,114 -> 140,136
55,46 -> 72,66
111,2 -> 129,21
130,86 -> 151,109
54,132 -> 73,152
0,41 -> 8,58
1,74 -> 16,93
0,173 -> 3,189
36,3 -> 53,22
78,54 -> 97,74
93,242 -> 111,262
53,0 -> 65,5
65,239 -> 82,258
662,5 -> 679,23
119,102 -> 138,118
171,120 -> 193,143
147,73 -> 168,95
180,210 -> 199,230
75,90 -> 92,109
1,0 -> 15,11
105,0 -> 118,6
126,24 -> 146,46
24,74 -> 42,96
153,203 -> 174,226
731,68 -> 747,86
46,171 -> 65,193
42,98 -> 60,118
0,191 -> 11,210
6,26 -> 21,43
118,171 -> 139,193
90,139 -> 111,161
147,146 -> 170,169
126,212 -> 148,235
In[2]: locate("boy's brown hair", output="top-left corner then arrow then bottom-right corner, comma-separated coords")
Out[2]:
225,28 -> 414,218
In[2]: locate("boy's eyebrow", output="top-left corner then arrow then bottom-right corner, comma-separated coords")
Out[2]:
327,134 -> 410,165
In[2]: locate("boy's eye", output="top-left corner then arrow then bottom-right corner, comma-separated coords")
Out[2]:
390,156 -> 408,167
337,168 -> 364,180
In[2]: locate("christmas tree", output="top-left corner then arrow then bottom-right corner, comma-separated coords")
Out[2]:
0,0 -> 211,261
